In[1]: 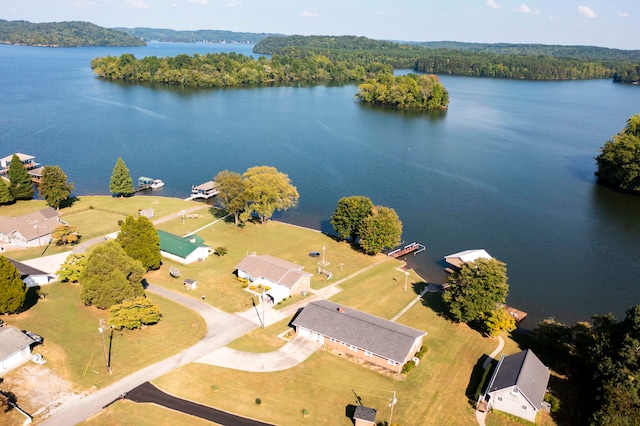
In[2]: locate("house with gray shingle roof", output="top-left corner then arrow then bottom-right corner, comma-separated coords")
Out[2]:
236,254 -> 312,303
0,207 -> 60,248
291,300 -> 426,373
7,258 -> 53,287
0,326 -> 35,373
484,349 -> 550,423
158,230 -> 210,264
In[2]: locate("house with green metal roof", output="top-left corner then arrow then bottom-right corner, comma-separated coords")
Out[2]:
157,230 -> 211,264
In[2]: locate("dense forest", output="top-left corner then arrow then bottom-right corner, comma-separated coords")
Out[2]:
0,19 -> 145,47
254,35 -> 640,83
357,73 -> 448,110
114,27 -> 277,44
90,51 -> 394,87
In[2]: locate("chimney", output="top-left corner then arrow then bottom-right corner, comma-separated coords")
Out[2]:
338,306 -> 345,313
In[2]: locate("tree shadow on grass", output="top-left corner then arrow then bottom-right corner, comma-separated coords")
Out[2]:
420,291 -> 448,318
59,196 -> 80,209
16,286 -> 43,313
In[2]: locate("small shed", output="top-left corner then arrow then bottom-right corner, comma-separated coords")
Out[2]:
184,278 -> 198,290
353,406 -> 377,426
139,208 -> 154,219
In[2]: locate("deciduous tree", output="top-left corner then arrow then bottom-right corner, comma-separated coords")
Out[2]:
0,255 -> 27,314
109,296 -> 162,330
51,224 -> 79,246
214,170 -> 248,225
358,205 -> 402,255
116,215 -> 161,270
480,308 -> 516,336
596,114 -> 640,193
80,241 -> 145,308
109,157 -> 134,197
57,253 -> 87,283
243,166 -> 299,223
330,195 -> 373,242
39,165 -> 74,209
8,154 -> 34,200
442,258 -> 509,323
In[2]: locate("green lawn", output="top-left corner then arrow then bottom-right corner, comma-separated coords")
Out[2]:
1,283 -> 205,394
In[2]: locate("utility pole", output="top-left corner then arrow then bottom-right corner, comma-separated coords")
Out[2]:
98,319 -> 111,375
262,285 -> 265,329
389,390 -> 397,425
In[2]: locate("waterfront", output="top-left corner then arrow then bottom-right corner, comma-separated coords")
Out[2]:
1,42 -> 639,324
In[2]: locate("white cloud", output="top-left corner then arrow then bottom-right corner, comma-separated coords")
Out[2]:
126,0 -> 150,9
577,5 -> 597,18
226,0 -> 241,6
515,3 -> 540,15
73,0 -> 111,7
301,10 -> 319,18
486,0 -> 502,10
188,0 -> 208,5
617,12 -> 629,18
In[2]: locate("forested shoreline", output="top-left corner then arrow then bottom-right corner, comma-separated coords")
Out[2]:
255,35 -> 640,83
0,19 -> 144,47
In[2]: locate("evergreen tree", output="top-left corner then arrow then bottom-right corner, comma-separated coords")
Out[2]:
0,178 -> 14,205
39,165 -> 74,209
0,255 -> 27,314
8,154 -> 34,200
109,157 -> 134,197
116,215 -> 161,270
80,241 -> 145,309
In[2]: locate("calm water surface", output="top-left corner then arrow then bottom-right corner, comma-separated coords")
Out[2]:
1,42 -> 639,325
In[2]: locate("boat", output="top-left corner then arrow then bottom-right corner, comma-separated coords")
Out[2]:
151,179 -> 164,189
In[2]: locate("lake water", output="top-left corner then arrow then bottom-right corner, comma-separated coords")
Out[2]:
1,42 -> 639,325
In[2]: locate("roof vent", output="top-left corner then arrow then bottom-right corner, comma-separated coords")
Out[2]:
338,306 -> 345,313
189,237 -> 196,243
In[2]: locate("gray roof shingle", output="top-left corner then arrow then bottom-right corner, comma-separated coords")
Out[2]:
0,327 -> 34,361
292,300 -> 426,363
488,349 -> 550,410
236,255 -> 312,289
353,405 -> 377,422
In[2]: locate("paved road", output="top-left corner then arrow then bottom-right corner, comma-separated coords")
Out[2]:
125,382 -> 273,426
39,285 -> 258,426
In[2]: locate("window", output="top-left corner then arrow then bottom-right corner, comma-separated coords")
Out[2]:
340,341 -> 347,346
387,359 -> 397,366
328,337 -> 336,342
496,397 -> 503,402
365,351 -> 372,357
350,345 -> 357,352
522,405 -> 528,410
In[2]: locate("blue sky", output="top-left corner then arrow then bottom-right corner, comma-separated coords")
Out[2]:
3,0 -> 639,49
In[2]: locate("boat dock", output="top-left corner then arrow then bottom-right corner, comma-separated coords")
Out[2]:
188,181 -> 219,200
502,304 -> 528,322
387,242 -> 426,258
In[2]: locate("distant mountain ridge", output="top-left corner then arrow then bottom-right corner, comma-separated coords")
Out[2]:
0,19 -> 145,47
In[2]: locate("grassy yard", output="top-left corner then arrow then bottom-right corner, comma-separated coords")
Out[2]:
147,219 -> 381,313
1,282 -> 205,392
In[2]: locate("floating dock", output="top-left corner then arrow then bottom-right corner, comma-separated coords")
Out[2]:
502,304 -> 528,322
387,242 -> 426,258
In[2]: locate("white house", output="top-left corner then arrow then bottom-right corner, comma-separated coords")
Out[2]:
158,230 -> 210,264
236,254 -> 312,304
484,349 -> 550,423
0,207 -> 60,248
0,327 -> 36,373
8,258 -> 54,287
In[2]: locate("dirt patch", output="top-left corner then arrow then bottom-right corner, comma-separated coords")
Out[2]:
1,363 -> 87,419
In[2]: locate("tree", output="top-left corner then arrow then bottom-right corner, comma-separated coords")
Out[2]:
480,308 -> 516,336
80,241 -> 145,308
595,114 -> 640,193
330,195 -> 373,242
214,170 -> 248,225
0,178 -> 14,205
39,165 -> 74,209
442,258 -> 509,323
0,255 -> 27,314
116,215 -> 161,270
109,296 -> 162,330
51,224 -> 79,246
57,253 -> 87,283
109,157 -> 134,197
8,154 -> 34,200
358,205 -> 402,255
242,166 -> 299,223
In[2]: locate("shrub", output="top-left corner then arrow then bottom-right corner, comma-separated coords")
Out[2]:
214,246 -> 228,257
544,392 -> 560,413
255,398 -> 262,406
402,360 -> 416,374
415,345 -> 428,359
211,385 -> 219,392
301,408 -> 309,417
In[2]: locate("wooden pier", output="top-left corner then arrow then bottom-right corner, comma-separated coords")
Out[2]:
387,242 -> 426,258
502,304 -> 528,322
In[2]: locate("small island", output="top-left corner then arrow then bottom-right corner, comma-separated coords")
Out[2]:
356,73 -> 449,110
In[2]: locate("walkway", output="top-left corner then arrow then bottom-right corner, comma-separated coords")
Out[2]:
475,335 -> 506,426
